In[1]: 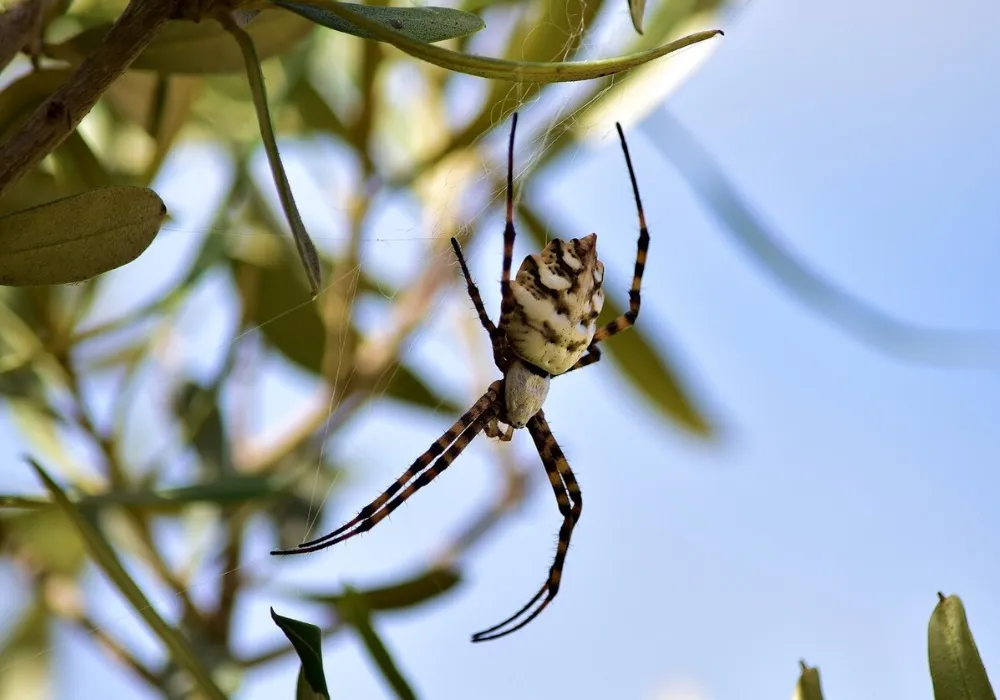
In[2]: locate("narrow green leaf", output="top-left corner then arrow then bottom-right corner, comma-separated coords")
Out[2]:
645,111 -> 1000,367
628,0 -> 646,34
275,0 -> 484,43
338,587 -> 417,700
219,11 -> 322,296
928,593 -> 996,700
278,0 -> 721,82
270,608 -> 330,699
518,201 -> 716,438
26,458 -> 228,700
45,9 -> 315,75
0,185 -> 166,286
298,566 -> 461,612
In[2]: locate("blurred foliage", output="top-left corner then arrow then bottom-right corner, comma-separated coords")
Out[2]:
793,594 -> 995,700
0,0 -> 993,697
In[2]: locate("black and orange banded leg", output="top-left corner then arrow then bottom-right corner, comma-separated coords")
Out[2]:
271,383 -> 501,556
590,122 -> 648,346
496,112 -> 519,341
471,409 -> 581,642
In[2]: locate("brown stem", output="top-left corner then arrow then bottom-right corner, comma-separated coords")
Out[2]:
0,0 -> 48,75
0,0 -> 178,197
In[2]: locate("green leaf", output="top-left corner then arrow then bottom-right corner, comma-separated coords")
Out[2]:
26,458 -> 228,700
518,201 -> 716,438
298,566 -> 461,612
793,660 -> 825,700
0,185 -> 166,286
45,9 -> 316,75
220,11 -> 322,296
276,0 -> 484,43
928,593 -> 996,700
278,0 -> 721,82
270,608 -> 330,699
628,0 -> 646,34
338,587 -> 417,700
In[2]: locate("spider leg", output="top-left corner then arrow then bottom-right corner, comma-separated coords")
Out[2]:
471,409 -> 580,642
450,237 -> 497,338
563,345 -> 602,374
450,237 -> 507,370
590,122 -> 649,346
496,112 -> 519,341
272,383 -> 501,556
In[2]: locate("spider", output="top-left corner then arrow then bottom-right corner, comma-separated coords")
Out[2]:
271,112 -> 649,643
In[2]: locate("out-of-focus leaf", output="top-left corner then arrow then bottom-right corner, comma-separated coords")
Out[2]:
234,250 -> 324,372
378,364 -> 461,415
0,186 -> 166,286
4,397 -> 71,471
0,69 -> 71,141
594,294 -> 714,436
284,71 -> 350,140
645,110 -> 1000,367
52,131 -> 115,191
46,9 -> 316,75
270,608 -> 330,699
0,167 -> 63,218
220,11 -> 322,296
104,73 -> 202,182
280,0 -> 721,82
0,601 -> 51,700
337,587 -> 416,700
928,593 -> 996,700
173,380 -> 228,473
628,0 -> 646,34
276,1 -> 484,43
298,566 -> 461,612
2,506 -> 86,576
518,201 -> 716,437
27,458 -> 229,700
1,474 -> 295,513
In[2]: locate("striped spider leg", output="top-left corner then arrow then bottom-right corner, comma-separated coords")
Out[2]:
272,112 -> 649,644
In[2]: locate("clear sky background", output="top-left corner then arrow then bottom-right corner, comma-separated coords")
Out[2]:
3,0 -> 1000,698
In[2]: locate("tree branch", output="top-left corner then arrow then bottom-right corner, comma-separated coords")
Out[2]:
0,0 -> 179,197
0,0 -> 47,75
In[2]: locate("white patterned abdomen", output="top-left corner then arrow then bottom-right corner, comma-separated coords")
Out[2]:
506,233 -> 605,375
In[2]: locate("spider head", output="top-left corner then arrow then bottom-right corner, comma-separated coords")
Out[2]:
503,358 -> 551,428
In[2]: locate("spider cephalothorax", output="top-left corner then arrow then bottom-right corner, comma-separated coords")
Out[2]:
273,112 -> 649,643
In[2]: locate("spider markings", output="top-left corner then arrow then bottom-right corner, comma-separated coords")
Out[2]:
272,112 -> 649,644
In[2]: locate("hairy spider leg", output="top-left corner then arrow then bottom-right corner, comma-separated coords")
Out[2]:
496,112 -> 519,342
450,236 -> 509,373
565,122 -> 649,374
471,409 -> 581,642
271,383 -> 501,556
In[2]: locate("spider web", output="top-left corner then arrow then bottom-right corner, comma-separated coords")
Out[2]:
0,0 -> 701,692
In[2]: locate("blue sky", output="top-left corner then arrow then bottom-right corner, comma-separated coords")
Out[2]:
3,0 -> 1000,698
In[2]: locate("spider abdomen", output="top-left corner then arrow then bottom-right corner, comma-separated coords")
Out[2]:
507,234 -> 605,375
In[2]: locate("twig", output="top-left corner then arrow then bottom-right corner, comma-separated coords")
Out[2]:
0,0 -> 179,197
0,0 -> 47,75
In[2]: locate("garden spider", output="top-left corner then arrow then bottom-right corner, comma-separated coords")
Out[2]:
272,112 -> 649,643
